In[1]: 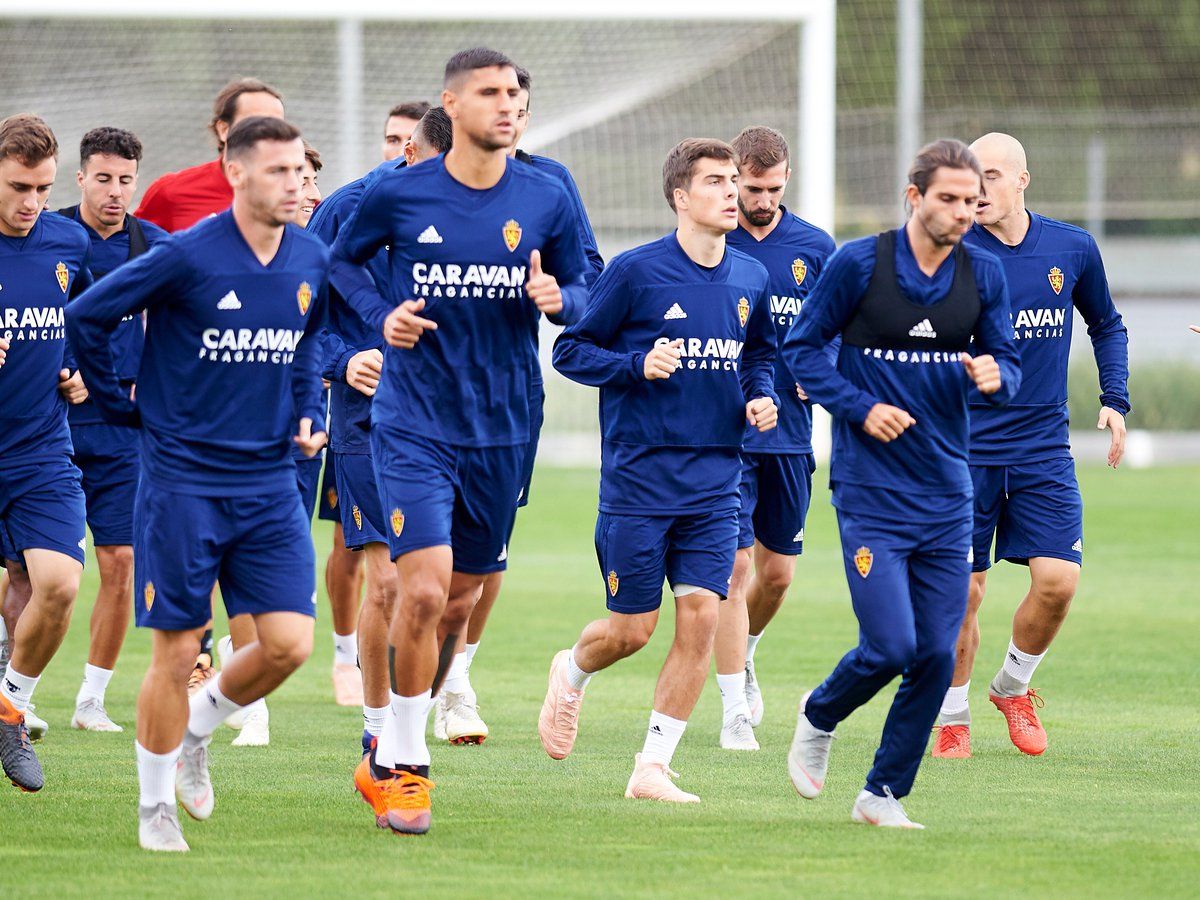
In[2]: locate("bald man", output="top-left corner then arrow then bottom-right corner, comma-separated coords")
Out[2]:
932,133 -> 1130,759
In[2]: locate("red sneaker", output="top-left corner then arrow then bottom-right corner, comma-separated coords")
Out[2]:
931,723 -> 972,758
989,689 -> 1047,756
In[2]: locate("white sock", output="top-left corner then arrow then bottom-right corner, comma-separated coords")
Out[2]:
1,667 -> 40,711
463,641 -> 480,672
642,710 -> 687,768
442,651 -> 471,695
136,742 -> 182,808
77,664 -> 114,706
376,690 -> 432,768
185,677 -> 243,744
333,631 -> 358,667
716,670 -> 751,724
566,646 -> 593,691
939,681 -> 971,722
1001,640 -> 1046,689
363,704 -> 387,737
746,632 -> 763,663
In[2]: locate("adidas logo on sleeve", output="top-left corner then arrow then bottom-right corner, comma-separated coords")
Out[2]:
663,302 -> 687,320
418,225 -> 443,244
217,291 -> 242,310
907,318 -> 936,338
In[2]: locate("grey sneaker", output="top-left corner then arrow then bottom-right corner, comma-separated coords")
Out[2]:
176,738 -> 214,820
138,803 -> 190,851
72,698 -> 124,732
787,690 -> 834,799
720,714 -> 760,751
851,787 -> 925,829
0,697 -> 43,792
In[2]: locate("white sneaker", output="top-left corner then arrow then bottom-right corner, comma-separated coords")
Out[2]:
139,802 -> 189,852
432,695 -> 448,740
851,787 -> 925,829
22,705 -> 48,742
720,714 -> 760,751
231,702 -> 269,747
176,738 -> 214,820
215,637 -> 246,730
624,753 -> 700,803
745,660 -> 764,728
787,690 -> 834,799
442,689 -> 488,745
72,697 -> 123,732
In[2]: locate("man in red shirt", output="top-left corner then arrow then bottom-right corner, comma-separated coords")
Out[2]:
135,78 -> 284,232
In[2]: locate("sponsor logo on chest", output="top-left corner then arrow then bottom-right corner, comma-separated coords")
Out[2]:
1,305 -> 66,342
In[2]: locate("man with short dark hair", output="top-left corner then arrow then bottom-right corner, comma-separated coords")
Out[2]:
544,138 -> 778,802
0,113 -> 93,793
136,77 -> 285,233
56,127 -> 169,734
709,125 -> 835,751
781,139 -> 1020,828
382,101 -> 432,162
69,116 -> 330,852
333,48 -> 590,835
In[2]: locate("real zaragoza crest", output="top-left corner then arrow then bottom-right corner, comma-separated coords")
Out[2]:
55,262 -> 69,293
791,258 -> 807,286
607,570 -> 619,596
297,281 -> 312,315
854,546 -> 873,578
737,296 -> 750,327
352,506 -> 362,530
144,582 -> 155,611
1048,266 -> 1064,296
503,219 -> 521,252
391,508 -> 405,537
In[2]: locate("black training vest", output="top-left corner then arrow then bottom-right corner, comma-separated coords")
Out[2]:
55,205 -> 149,274
842,230 -> 980,353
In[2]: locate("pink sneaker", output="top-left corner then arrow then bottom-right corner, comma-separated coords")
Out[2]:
538,649 -> 585,759
332,663 -> 364,708
624,753 -> 700,803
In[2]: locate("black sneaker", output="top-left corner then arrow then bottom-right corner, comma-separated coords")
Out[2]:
0,695 -> 44,792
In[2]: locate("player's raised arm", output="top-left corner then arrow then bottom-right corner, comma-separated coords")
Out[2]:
964,254 -> 1022,406
65,239 -> 183,426
551,258 -> 643,386
781,246 -> 883,425
329,175 -> 402,333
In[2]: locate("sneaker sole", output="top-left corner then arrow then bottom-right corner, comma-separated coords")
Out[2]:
8,776 -> 42,793
448,733 -> 487,745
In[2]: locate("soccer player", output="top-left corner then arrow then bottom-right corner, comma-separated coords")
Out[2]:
0,114 -> 93,792
136,77 -> 287,694
781,139 -> 1020,828
711,125 -> 835,750
543,138 -> 779,802
136,77 -> 285,232
57,127 -> 169,733
932,133 -> 1129,759
332,47 -> 589,835
67,117 -> 329,852
310,107 -> 452,733
436,64 -> 605,745
382,101 -> 432,162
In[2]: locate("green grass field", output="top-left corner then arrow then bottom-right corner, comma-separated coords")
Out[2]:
3,464 -> 1198,898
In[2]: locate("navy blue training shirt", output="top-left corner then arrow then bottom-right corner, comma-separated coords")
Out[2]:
783,227 -> 1021,513
553,233 -> 778,516
331,154 -> 590,448
964,212 -> 1129,465
66,210 -> 330,497
726,208 -> 836,455
0,211 -> 94,463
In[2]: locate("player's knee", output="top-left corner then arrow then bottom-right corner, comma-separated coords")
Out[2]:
260,634 -> 312,673
967,577 -> 987,614
37,574 -> 80,610
400,582 -> 446,625
1033,571 -> 1077,612
610,618 -> 655,655
98,546 -> 135,589
758,558 -> 795,596
871,635 -> 917,675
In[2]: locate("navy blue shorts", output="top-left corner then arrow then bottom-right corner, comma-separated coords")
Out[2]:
594,509 -> 739,615
737,452 -> 815,555
371,427 -> 526,574
294,455 -> 323,522
133,482 -> 317,631
318,451 -> 340,522
517,386 -> 545,509
970,458 -> 1083,572
0,456 -> 86,566
72,424 -> 140,547
336,452 -> 386,550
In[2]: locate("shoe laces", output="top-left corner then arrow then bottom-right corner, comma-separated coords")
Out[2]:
1011,690 -> 1044,735
447,692 -> 478,718
938,724 -> 968,751
555,688 -> 582,726
727,714 -> 754,738
378,771 -> 435,810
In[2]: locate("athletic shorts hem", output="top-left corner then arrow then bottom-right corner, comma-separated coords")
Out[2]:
971,559 -> 993,573
997,549 -> 1082,568
755,537 -> 805,557
11,540 -> 85,566
90,531 -> 133,548
452,558 -> 508,576
388,538 -> 451,563
223,597 -> 319,621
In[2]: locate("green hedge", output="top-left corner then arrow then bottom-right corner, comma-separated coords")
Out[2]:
1068,363 -> 1200,430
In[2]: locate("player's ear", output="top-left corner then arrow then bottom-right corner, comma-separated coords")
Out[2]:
75,169 -> 84,189
1018,169 -> 1030,193
674,186 -> 688,212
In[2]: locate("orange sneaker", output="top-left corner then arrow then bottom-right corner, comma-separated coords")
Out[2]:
332,663 -> 364,707
931,723 -> 972,758
989,689 -> 1047,756
187,654 -> 216,697
353,755 -> 434,835
538,649 -> 586,760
